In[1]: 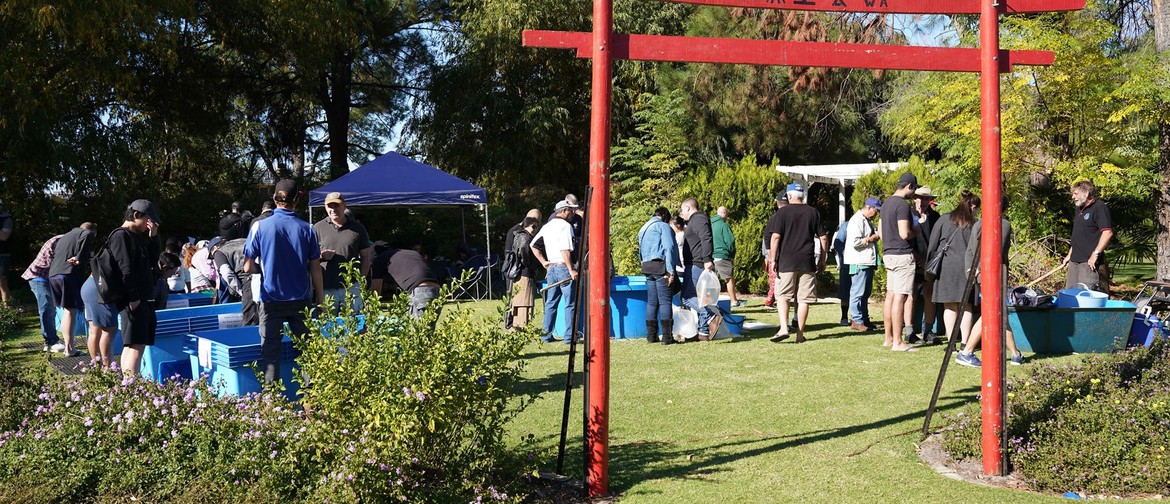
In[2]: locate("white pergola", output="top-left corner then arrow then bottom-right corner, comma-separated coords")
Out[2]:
776,162 -> 907,223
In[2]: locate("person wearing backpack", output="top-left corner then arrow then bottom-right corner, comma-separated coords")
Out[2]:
506,216 -> 540,329
82,200 -> 162,371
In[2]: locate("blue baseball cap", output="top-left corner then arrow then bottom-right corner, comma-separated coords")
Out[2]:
864,197 -> 882,209
787,182 -> 804,192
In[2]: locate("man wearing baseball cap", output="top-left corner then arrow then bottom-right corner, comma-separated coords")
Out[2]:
881,173 -> 921,352
244,179 -> 324,384
81,199 -> 162,371
766,183 -> 827,343
844,197 -> 882,331
313,191 -> 371,312
530,199 -> 578,343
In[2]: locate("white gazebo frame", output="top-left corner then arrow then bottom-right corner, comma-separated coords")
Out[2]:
776,162 -> 907,223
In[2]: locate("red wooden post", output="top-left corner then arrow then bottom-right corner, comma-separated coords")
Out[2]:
979,0 -> 1006,476
586,0 -> 613,496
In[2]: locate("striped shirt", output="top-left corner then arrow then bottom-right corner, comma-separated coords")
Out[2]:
21,235 -> 64,281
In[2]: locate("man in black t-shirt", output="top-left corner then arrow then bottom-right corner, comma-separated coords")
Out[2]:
371,248 -> 441,319
1062,180 -> 1113,291
880,173 -> 921,352
765,183 -> 827,343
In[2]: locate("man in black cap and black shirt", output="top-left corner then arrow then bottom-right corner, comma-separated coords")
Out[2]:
371,247 -> 442,319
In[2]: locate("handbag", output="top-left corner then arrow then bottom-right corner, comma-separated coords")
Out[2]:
641,259 -> 667,276
924,227 -> 961,282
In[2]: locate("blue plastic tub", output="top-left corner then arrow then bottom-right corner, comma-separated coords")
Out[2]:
548,276 -> 649,339
1128,313 -> 1165,348
141,303 -> 243,382
188,326 -> 300,400
55,307 -> 123,355
1008,300 -> 1137,353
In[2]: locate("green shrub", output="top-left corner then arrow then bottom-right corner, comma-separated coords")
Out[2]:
0,304 -> 20,341
0,268 -> 534,502
295,266 -> 534,502
939,340 -> 1170,495
679,154 -> 790,294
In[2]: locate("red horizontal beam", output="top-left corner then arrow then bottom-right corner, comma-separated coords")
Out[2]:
522,30 -> 1055,72
655,0 -> 1085,14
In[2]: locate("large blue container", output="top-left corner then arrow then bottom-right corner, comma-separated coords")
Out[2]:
548,275 -> 649,339
141,303 -> 243,382
187,326 -> 300,400
1008,300 -> 1137,353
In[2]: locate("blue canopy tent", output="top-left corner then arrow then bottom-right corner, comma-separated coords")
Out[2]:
309,152 -> 494,298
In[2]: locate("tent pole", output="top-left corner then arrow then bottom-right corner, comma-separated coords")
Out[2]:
484,203 -> 492,298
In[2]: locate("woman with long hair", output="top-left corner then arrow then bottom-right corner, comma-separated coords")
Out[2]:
926,190 -> 981,344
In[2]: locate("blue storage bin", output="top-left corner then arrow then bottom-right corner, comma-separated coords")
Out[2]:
142,303 -> 243,382
1008,300 -> 1138,353
547,276 -> 650,339
188,326 -> 300,400
1128,313 -> 1165,348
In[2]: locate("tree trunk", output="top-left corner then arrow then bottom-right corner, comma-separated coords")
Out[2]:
325,50 -> 354,181
1156,0 -> 1170,280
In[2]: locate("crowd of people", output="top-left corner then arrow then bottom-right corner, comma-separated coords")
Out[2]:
495,173 -> 1114,369
4,173 -> 1116,375
14,180 -> 444,383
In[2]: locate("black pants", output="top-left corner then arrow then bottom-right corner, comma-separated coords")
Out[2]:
258,300 -> 309,384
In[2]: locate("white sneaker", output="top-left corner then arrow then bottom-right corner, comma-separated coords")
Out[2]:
49,343 -> 66,353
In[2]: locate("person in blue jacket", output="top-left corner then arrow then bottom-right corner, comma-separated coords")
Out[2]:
638,207 -> 681,345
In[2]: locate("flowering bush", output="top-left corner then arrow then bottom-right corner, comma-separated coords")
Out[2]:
939,340 -> 1170,495
0,268 -> 535,502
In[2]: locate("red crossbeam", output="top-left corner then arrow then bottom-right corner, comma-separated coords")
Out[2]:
523,30 -> 1055,71
655,0 -> 1085,14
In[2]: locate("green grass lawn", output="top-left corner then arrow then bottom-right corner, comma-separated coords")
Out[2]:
502,297 -> 1131,503
0,288 -> 1144,502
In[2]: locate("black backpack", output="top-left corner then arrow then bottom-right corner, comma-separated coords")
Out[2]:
502,230 -> 533,282
91,228 -> 128,305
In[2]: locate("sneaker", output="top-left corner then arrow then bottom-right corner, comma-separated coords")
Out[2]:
839,318 -> 850,326
849,322 -> 869,332
905,333 -> 923,345
49,343 -> 66,353
1009,352 -> 1025,366
955,351 -> 983,368
733,300 -> 748,308
864,321 -> 878,331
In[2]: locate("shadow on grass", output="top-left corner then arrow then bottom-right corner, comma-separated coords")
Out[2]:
527,389 -> 979,498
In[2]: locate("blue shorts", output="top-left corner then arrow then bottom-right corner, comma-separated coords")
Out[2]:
81,276 -> 120,328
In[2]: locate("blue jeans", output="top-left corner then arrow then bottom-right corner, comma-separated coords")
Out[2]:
849,267 -> 874,325
29,278 -> 59,345
681,265 -> 714,335
645,275 -> 672,322
542,264 -> 574,342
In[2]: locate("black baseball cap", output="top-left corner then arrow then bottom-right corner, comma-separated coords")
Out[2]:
128,199 -> 161,224
274,179 -> 300,203
897,172 -> 919,189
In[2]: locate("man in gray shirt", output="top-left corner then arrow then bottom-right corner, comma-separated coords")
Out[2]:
313,192 -> 372,312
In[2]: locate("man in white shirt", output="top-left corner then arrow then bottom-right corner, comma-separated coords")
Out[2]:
531,199 -> 579,343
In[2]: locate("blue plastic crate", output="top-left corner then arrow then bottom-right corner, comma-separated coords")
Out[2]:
141,303 -> 244,382
188,355 -> 300,401
165,292 -> 214,308
54,307 -> 122,355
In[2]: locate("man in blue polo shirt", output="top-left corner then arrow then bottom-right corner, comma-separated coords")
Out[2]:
244,179 -> 324,384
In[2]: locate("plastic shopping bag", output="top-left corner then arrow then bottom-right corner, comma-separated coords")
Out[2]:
696,269 -> 721,308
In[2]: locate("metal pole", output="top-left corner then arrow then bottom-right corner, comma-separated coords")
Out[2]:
556,188 -> 591,476
484,204 -> 492,298
586,0 -> 613,496
980,0 -> 1006,476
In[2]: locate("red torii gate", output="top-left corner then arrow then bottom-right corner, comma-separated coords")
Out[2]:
523,0 -> 1084,496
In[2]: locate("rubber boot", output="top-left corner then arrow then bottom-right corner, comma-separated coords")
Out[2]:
660,319 -> 675,345
645,320 -> 660,343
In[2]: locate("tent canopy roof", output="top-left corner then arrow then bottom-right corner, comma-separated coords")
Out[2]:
776,162 -> 906,186
309,152 -> 487,207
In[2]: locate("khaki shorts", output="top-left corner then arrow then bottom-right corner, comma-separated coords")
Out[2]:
713,259 -> 734,280
775,270 -> 817,304
884,254 -> 916,296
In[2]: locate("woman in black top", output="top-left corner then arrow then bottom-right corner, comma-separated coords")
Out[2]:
926,191 -> 979,345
